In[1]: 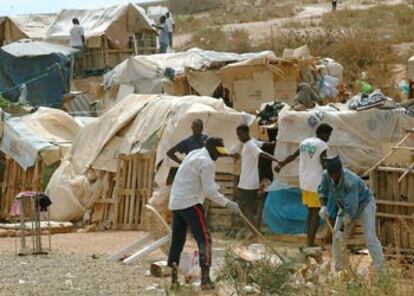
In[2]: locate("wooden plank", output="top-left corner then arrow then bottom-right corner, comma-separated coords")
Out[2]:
110,233 -> 152,261
376,213 -> 414,219
123,235 -> 170,265
376,200 -> 414,207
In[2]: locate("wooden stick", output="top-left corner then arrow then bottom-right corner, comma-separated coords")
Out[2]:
398,161 -> 414,183
238,212 -> 286,263
363,133 -> 410,177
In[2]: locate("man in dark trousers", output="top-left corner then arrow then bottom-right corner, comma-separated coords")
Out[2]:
234,124 -> 280,227
168,137 -> 240,290
166,118 -> 207,184
275,123 -> 333,247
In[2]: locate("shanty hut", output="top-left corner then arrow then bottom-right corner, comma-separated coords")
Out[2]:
46,94 -> 256,230
0,108 -> 83,220
45,3 -> 157,73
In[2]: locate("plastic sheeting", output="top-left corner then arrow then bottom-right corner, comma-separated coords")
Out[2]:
0,48 -> 71,107
0,107 -> 81,170
2,39 -> 77,57
264,187 -> 306,234
45,3 -> 154,49
47,94 -> 255,221
103,48 -> 276,95
274,105 -> 414,186
408,55 -> 414,81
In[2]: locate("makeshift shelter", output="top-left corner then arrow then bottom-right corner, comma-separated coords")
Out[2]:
219,57 -> 300,113
0,39 -> 75,107
45,3 -> 157,72
102,48 -> 276,105
0,14 -> 55,46
0,108 -> 82,220
264,104 -> 414,236
46,94 -> 255,230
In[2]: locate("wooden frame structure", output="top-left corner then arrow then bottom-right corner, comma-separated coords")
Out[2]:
364,130 -> 414,259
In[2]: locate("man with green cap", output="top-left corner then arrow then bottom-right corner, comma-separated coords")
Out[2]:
318,155 -> 384,271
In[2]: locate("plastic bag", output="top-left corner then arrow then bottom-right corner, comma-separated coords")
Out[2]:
319,75 -> 339,98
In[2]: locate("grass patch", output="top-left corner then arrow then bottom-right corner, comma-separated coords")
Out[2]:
321,4 -> 414,43
175,0 -> 297,34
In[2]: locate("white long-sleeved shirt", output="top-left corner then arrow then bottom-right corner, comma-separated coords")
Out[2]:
169,148 -> 229,210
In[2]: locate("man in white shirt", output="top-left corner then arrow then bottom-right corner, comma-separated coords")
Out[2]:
275,123 -> 333,247
235,124 -> 280,227
168,137 -> 240,290
165,12 -> 175,48
69,18 -> 85,48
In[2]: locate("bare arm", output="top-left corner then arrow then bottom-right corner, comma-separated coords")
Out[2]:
320,150 -> 327,169
259,152 -> 279,163
166,147 -> 182,165
275,149 -> 300,173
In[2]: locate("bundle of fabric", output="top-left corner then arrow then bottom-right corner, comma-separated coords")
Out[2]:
347,89 -> 390,110
293,83 -> 323,109
257,101 -> 285,125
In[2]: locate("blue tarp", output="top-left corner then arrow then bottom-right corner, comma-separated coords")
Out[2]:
0,49 -> 71,107
264,187 -> 307,234
264,186 -> 338,234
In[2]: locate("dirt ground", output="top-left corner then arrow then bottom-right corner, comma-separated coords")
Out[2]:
0,231 -> 168,296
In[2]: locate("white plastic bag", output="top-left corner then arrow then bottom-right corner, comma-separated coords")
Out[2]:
319,75 -> 339,98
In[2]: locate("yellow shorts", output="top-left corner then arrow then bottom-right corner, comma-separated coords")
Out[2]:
302,191 -> 321,208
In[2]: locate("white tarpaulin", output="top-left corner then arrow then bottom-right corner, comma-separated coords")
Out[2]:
0,107 -> 81,170
45,3 -> 154,49
274,105 -> 414,186
10,14 -> 56,40
47,94 -> 255,221
408,55 -> 414,81
2,39 -> 77,57
103,48 -> 276,94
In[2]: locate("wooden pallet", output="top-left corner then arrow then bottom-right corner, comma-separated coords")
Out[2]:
370,166 -> 414,257
115,153 -> 155,230
206,173 -> 237,230
92,153 -> 156,230
0,157 -> 43,220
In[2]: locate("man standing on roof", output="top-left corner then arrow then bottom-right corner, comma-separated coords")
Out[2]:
168,137 -> 241,290
153,15 -> 169,53
69,18 -> 85,78
165,12 -> 175,49
332,0 -> 338,12
233,124 -> 280,227
275,123 -> 333,247
166,119 -> 208,185
69,18 -> 85,49
318,156 -> 384,271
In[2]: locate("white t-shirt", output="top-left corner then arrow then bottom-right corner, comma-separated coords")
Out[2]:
69,25 -> 85,47
238,138 -> 264,190
298,137 -> 328,192
166,16 -> 175,33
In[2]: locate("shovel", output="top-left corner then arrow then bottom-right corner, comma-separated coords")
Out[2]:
238,211 -> 286,263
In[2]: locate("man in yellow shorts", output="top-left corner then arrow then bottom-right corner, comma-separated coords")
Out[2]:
275,124 -> 333,247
